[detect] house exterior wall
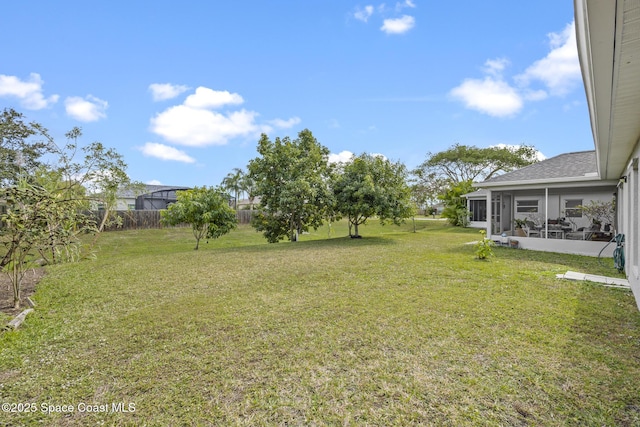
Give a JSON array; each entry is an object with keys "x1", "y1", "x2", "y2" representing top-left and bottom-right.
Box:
[
  {"x1": 618, "y1": 144, "x2": 640, "y2": 308},
  {"x1": 492, "y1": 235, "x2": 616, "y2": 258},
  {"x1": 91, "y1": 197, "x2": 135, "y2": 211}
]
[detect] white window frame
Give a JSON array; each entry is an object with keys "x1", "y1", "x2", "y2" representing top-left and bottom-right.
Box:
[
  {"x1": 516, "y1": 199, "x2": 539, "y2": 213},
  {"x1": 564, "y1": 199, "x2": 583, "y2": 218}
]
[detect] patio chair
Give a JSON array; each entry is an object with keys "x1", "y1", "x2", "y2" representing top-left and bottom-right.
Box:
[{"x1": 524, "y1": 221, "x2": 541, "y2": 237}]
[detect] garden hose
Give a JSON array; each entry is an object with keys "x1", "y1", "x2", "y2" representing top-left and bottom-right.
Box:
[
  {"x1": 613, "y1": 234, "x2": 625, "y2": 272},
  {"x1": 597, "y1": 233, "x2": 625, "y2": 272}
]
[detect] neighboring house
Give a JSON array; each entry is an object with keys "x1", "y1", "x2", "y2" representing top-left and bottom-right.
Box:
[
  {"x1": 469, "y1": 151, "x2": 618, "y2": 257},
  {"x1": 236, "y1": 196, "x2": 261, "y2": 210},
  {"x1": 96, "y1": 185, "x2": 191, "y2": 210},
  {"x1": 133, "y1": 185, "x2": 191, "y2": 210},
  {"x1": 574, "y1": 0, "x2": 640, "y2": 308}
]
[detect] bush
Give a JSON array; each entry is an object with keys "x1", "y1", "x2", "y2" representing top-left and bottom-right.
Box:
[{"x1": 475, "y1": 230, "x2": 494, "y2": 260}]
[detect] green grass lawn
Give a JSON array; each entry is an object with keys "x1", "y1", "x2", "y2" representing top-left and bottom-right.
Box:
[{"x1": 1, "y1": 220, "x2": 639, "y2": 426}]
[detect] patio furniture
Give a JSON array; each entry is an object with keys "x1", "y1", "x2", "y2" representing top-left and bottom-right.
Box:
[
  {"x1": 565, "y1": 224, "x2": 601, "y2": 240},
  {"x1": 542, "y1": 229, "x2": 565, "y2": 239},
  {"x1": 524, "y1": 221, "x2": 541, "y2": 237}
]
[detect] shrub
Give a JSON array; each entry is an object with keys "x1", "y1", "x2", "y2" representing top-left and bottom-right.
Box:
[{"x1": 475, "y1": 230, "x2": 494, "y2": 260}]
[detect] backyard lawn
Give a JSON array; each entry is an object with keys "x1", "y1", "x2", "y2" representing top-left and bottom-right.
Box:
[{"x1": 1, "y1": 220, "x2": 639, "y2": 426}]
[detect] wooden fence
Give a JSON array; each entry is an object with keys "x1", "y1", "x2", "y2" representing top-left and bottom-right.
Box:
[
  {"x1": 90, "y1": 210, "x2": 165, "y2": 231},
  {"x1": 90, "y1": 209, "x2": 257, "y2": 231},
  {"x1": 236, "y1": 210, "x2": 256, "y2": 225}
]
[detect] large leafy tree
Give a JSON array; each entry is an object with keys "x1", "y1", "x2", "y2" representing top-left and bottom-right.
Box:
[
  {"x1": 412, "y1": 144, "x2": 539, "y2": 225},
  {"x1": 247, "y1": 129, "x2": 333, "y2": 243},
  {"x1": 333, "y1": 153, "x2": 414, "y2": 238},
  {"x1": 160, "y1": 186, "x2": 237, "y2": 250},
  {"x1": 415, "y1": 143, "x2": 538, "y2": 184}
]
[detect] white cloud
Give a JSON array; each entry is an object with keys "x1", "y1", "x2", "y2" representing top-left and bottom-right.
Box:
[
  {"x1": 150, "y1": 86, "x2": 299, "y2": 147},
  {"x1": 266, "y1": 117, "x2": 301, "y2": 129},
  {"x1": 139, "y1": 142, "x2": 196, "y2": 163},
  {"x1": 329, "y1": 150, "x2": 354, "y2": 164},
  {"x1": 522, "y1": 89, "x2": 548, "y2": 101},
  {"x1": 396, "y1": 0, "x2": 416, "y2": 11},
  {"x1": 65, "y1": 95, "x2": 108, "y2": 122},
  {"x1": 0, "y1": 73, "x2": 59, "y2": 110},
  {"x1": 151, "y1": 105, "x2": 260, "y2": 146},
  {"x1": 184, "y1": 87, "x2": 244, "y2": 109},
  {"x1": 515, "y1": 22, "x2": 581, "y2": 96},
  {"x1": 483, "y1": 58, "x2": 509, "y2": 77},
  {"x1": 381, "y1": 15, "x2": 415, "y2": 34},
  {"x1": 354, "y1": 5, "x2": 374, "y2": 22},
  {"x1": 451, "y1": 21, "x2": 579, "y2": 117},
  {"x1": 450, "y1": 77, "x2": 523, "y2": 118},
  {"x1": 149, "y1": 83, "x2": 189, "y2": 101},
  {"x1": 328, "y1": 151, "x2": 388, "y2": 164},
  {"x1": 147, "y1": 179, "x2": 163, "y2": 185}
]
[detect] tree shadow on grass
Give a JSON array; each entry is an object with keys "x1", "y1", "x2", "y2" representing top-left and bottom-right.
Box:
[{"x1": 206, "y1": 235, "x2": 396, "y2": 256}]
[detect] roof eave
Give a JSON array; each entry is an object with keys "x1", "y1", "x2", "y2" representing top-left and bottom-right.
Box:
[{"x1": 474, "y1": 176, "x2": 618, "y2": 189}]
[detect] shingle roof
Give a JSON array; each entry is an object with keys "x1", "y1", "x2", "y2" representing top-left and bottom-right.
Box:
[{"x1": 481, "y1": 150, "x2": 598, "y2": 184}]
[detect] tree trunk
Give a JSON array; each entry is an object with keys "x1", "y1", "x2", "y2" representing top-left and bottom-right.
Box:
[
  {"x1": 12, "y1": 263, "x2": 21, "y2": 309},
  {"x1": 97, "y1": 208, "x2": 111, "y2": 233}
]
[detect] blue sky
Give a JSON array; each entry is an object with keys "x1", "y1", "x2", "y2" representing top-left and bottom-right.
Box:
[{"x1": 0, "y1": 1, "x2": 588, "y2": 187}]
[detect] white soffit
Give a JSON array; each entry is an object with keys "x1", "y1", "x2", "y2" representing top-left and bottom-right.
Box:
[
  {"x1": 609, "y1": 0, "x2": 640, "y2": 178},
  {"x1": 577, "y1": 0, "x2": 640, "y2": 179}
]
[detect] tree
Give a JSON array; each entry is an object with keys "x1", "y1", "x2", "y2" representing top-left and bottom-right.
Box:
[
  {"x1": 31, "y1": 167, "x2": 92, "y2": 264},
  {"x1": 1, "y1": 178, "x2": 95, "y2": 308},
  {"x1": 160, "y1": 186, "x2": 237, "y2": 250},
  {"x1": 414, "y1": 143, "x2": 538, "y2": 184},
  {"x1": 239, "y1": 172, "x2": 257, "y2": 210},
  {"x1": 221, "y1": 168, "x2": 245, "y2": 209},
  {"x1": 439, "y1": 180, "x2": 474, "y2": 226},
  {"x1": 247, "y1": 129, "x2": 333, "y2": 243},
  {"x1": 333, "y1": 153, "x2": 415, "y2": 238},
  {"x1": 56, "y1": 127, "x2": 136, "y2": 233},
  {"x1": 409, "y1": 170, "x2": 448, "y2": 213},
  {"x1": 412, "y1": 144, "x2": 539, "y2": 227},
  {"x1": 0, "y1": 108, "x2": 54, "y2": 187},
  {"x1": 0, "y1": 111, "x2": 134, "y2": 308}
]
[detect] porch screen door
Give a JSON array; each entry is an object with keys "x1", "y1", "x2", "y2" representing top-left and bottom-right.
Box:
[{"x1": 491, "y1": 194, "x2": 501, "y2": 235}]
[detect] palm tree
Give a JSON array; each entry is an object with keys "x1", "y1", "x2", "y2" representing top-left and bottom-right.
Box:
[
  {"x1": 221, "y1": 168, "x2": 244, "y2": 209},
  {"x1": 240, "y1": 173, "x2": 256, "y2": 210}
]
